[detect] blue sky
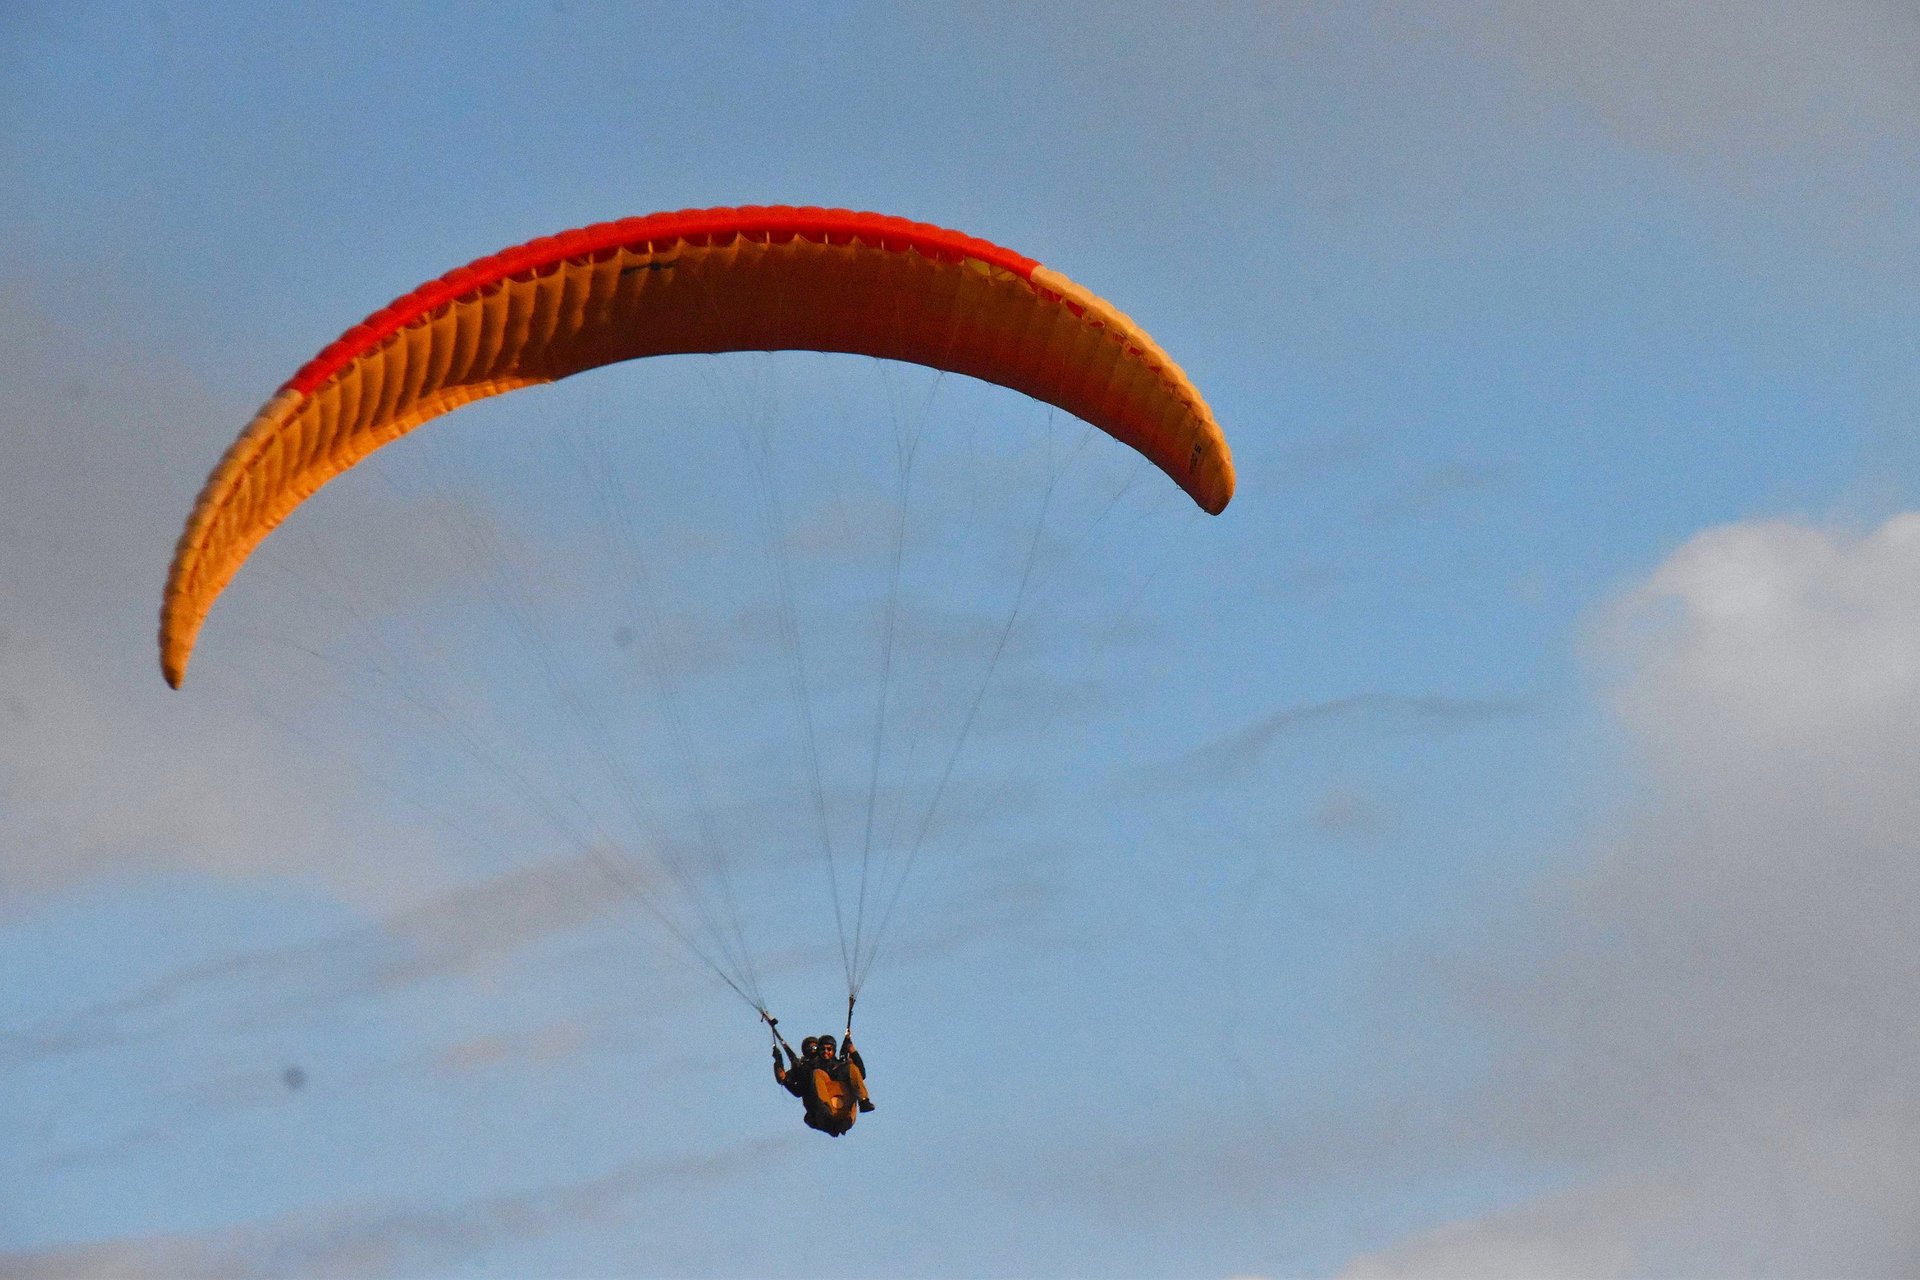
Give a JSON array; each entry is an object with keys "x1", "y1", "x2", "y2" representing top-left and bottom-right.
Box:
[{"x1": 4, "y1": 3, "x2": 1920, "y2": 1276}]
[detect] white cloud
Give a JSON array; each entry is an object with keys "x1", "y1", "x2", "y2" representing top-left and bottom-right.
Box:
[
  {"x1": 1341, "y1": 1177, "x2": 1648, "y2": 1280},
  {"x1": 1343, "y1": 513, "x2": 1920, "y2": 1276}
]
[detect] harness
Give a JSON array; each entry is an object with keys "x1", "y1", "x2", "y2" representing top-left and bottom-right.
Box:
[{"x1": 763, "y1": 996, "x2": 862, "y2": 1131}]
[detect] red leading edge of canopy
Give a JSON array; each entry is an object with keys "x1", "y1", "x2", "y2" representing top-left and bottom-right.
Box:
[{"x1": 283, "y1": 207, "x2": 1045, "y2": 398}]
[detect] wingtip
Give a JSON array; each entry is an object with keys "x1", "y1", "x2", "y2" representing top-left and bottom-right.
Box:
[
  {"x1": 1201, "y1": 459, "x2": 1237, "y2": 515},
  {"x1": 159, "y1": 636, "x2": 187, "y2": 689}
]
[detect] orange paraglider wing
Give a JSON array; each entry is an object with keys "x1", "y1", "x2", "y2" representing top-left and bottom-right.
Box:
[{"x1": 159, "y1": 206, "x2": 1234, "y2": 687}]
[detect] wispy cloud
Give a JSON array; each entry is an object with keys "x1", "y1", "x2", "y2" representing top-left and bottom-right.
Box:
[
  {"x1": 1155, "y1": 693, "x2": 1526, "y2": 789},
  {"x1": 431, "y1": 1019, "x2": 592, "y2": 1078},
  {"x1": 1444, "y1": 0, "x2": 1920, "y2": 265},
  {"x1": 0, "y1": 290, "x2": 486, "y2": 909},
  {"x1": 1, "y1": 1136, "x2": 794, "y2": 1278},
  {"x1": 0, "y1": 853, "x2": 624, "y2": 1071},
  {"x1": 1365, "y1": 462, "x2": 1502, "y2": 525},
  {"x1": 1310, "y1": 783, "x2": 1399, "y2": 846},
  {"x1": 1459, "y1": 0, "x2": 1920, "y2": 167}
]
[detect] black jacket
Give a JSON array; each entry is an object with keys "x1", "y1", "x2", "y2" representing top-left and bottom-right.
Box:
[{"x1": 774, "y1": 1047, "x2": 815, "y2": 1098}]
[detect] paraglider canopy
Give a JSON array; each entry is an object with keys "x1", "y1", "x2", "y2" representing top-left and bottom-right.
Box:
[{"x1": 159, "y1": 206, "x2": 1234, "y2": 688}]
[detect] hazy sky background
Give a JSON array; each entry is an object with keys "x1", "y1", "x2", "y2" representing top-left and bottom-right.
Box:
[{"x1": 4, "y1": 3, "x2": 1920, "y2": 1276}]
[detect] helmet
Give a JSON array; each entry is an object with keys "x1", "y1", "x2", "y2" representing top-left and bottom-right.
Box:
[{"x1": 800, "y1": 1036, "x2": 819, "y2": 1057}]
